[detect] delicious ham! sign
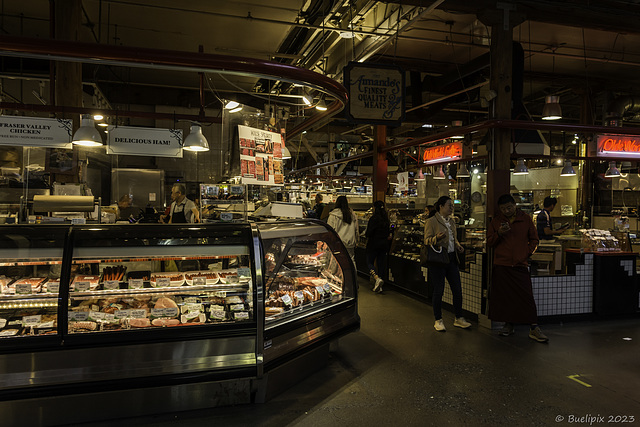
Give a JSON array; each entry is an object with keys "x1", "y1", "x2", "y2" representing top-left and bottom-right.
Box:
[{"x1": 596, "y1": 134, "x2": 640, "y2": 158}]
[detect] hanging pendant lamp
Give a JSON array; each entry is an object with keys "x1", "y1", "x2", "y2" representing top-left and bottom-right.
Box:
[
  {"x1": 513, "y1": 158, "x2": 529, "y2": 175},
  {"x1": 542, "y1": 95, "x2": 562, "y2": 120},
  {"x1": 560, "y1": 160, "x2": 576, "y2": 176},
  {"x1": 72, "y1": 115, "x2": 103, "y2": 147},
  {"x1": 604, "y1": 161, "x2": 621, "y2": 178},
  {"x1": 183, "y1": 123, "x2": 209, "y2": 152}
]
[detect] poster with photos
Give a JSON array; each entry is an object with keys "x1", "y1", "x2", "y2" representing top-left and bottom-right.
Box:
[{"x1": 238, "y1": 125, "x2": 284, "y2": 186}]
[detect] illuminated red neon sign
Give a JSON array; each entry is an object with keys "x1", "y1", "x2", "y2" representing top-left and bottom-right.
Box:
[
  {"x1": 597, "y1": 134, "x2": 640, "y2": 158},
  {"x1": 423, "y1": 141, "x2": 462, "y2": 163}
]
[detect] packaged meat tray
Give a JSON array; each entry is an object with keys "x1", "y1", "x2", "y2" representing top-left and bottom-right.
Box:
[
  {"x1": 184, "y1": 271, "x2": 220, "y2": 285},
  {"x1": 150, "y1": 273, "x2": 185, "y2": 287},
  {"x1": 8, "y1": 277, "x2": 47, "y2": 294},
  {"x1": 71, "y1": 275, "x2": 100, "y2": 291}
]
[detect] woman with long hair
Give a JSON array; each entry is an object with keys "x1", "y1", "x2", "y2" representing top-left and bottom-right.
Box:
[
  {"x1": 327, "y1": 196, "x2": 359, "y2": 263},
  {"x1": 365, "y1": 200, "x2": 392, "y2": 293},
  {"x1": 424, "y1": 195, "x2": 471, "y2": 331}
]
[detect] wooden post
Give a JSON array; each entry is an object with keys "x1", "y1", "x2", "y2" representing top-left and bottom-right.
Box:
[{"x1": 373, "y1": 125, "x2": 387, "y2": 203}]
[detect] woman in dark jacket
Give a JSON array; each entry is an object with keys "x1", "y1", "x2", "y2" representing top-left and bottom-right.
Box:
[{"x1": 365, "y1": 200, "x2": 392, "y2": 293}]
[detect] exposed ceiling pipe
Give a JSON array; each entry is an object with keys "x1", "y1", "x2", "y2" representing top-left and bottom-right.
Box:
[{"x1": 605, "y1": 95, "x2": 640, "y2": 126}]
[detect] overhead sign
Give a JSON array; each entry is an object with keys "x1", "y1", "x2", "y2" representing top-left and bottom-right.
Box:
[
  {"x1": 596, "y1": 134, "x2": 640, "y2": 158},
  {"x1": 423, "y1": 142, "x2": 462, "y2": 164},
  {"x1": 238, "y1": 125, "x2": 284, "y2": 186},
  {"x1": 106, "y1": 126, "x2": 182, "y2": 158},
  {"x1": 397, "y1": 172, "x2": 409, "y2": 192},
  {"x1": 0, "y1": 116, "x2": 72, "y2": 148},
  {"x1": 344, "y1": 62, "x2": 405, "y2": 126}
]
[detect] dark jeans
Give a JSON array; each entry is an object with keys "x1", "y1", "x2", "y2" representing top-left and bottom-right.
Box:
[
  {"x1": 429, "y1": 253, "x2": 463, "y2": 320},
  {"x1": 366, "y1": 248, "x2": 387, "y2": 279}
]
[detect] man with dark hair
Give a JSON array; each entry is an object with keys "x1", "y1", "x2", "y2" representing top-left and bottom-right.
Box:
[
  {"x1": 487, "y1": 194, "x2": 548, "y2": 343},
  {"x1": 168, "y1": 183, "x2": 199, "y2": 223},
  {"x1": 536, "y1": 196, "x2": 567, "y2": 240}
]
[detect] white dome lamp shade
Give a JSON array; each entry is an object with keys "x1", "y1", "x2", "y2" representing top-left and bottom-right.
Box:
[
  {"x1": 604, "y1": 161, "x2": 621, "y2": 178},
  {"x1": 434, "y1": 165, "x2": 446, "y2": 179},
  {"x1": 183, "y1": 124, "x2": 209, "y2": 152},
  {"x1": 281, "y1": 145, "x2": 292, "y2": 159},
  {"x1": 560, "y1": 160, "x2": 576, "y2": 176},
  {"x1": 513, "y1": 158, "x2": 529, "y2": 175},
  {"x1": 415, "y1": 168, "x2": 425, "y2": 181},
  {"x1": 72, "y1": 115, "x2": 103, "y2": 147}
]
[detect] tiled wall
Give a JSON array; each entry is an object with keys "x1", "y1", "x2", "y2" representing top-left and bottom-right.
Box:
[
  {"x1": 422, "y1": 252, "x2": 484, "y2": 315},
  {"x1": 532, "y1": 254, "x2": 593, "y2": 316}
]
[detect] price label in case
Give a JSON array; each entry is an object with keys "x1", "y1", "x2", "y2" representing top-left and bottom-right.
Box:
[
  {"x1": 114, "y1": 309, "x2": 132, "y2": 319},
  {"x1": 192, "y1": 276, "x2": 206, "y2": 286},
  {"x1": 128, "y1": 279, "x2": 144, "y2": 289},
  {"x1": 163, "y1": 307, "x2": 179, "y2": 317},
  {"x1": 130, "y1": 309, "x2": 147, "y2": 318},
  {"x1": 184, "y1": 297, "x2": 201, "y2": 304},
  {"x1": 220, "y1": 212, "x2": 234, "y2": 221},
  {"x1": 103, "y1": 280, "x2": 119, "y2": 290},
  {"x1": 156, "y1": 277, "x2": 170, "y2": 287},
  {"x1": 294, "y1": 291, "x2": 304, "y2": 302},
  {"x1": 315, "y1": 285, "x2": 325, "y2": 296},
  {"x1": 237, "y1": 267, "x2": 251, "y2": 278},
  {"x1": 89, "y1": 311, "x2": 106, "y2": 321},
  {"x1": 323, "y1": 283, "x2": 332, "y2": 294},
  {"x1": 280, "y1": 294, "x2": 292, "y2": 306},
  {"x1": 74, "y1": 281, "x2": 90, "y2": 292},
  {"x1": 22, "y1": 315, "x2": 41, "y2": 325},
  {"x1": 234, "y1": 311, "x2": 250, "y2": 320},
  {"x1": 183, "y1": 303, "x2": 202, "y2": 313},
  {"x1": 47, "y1": 282, "x2": 60, "y2": 293},
  {"x1": 68, "y1": 312, "x2": 89, "y2": 321},
  {"x1": 210, "y1": 310, "x2": 226, "y2": 320},
  {"x1": 230, "y1": 185, "x2": 244, "y2": 195},
  {"x1": 212, "y1": 291, "x2": 227, "y2": 298},
  {"x1": 15, "y1": 283, "x2": 32, "y2": 294}
]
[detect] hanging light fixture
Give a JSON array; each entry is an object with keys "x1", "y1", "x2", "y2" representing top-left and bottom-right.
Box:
[
  {"x1": 513, "y1": 158, "x2": 529, "y2": 175},
  {"x1": 542, "y1": 95, "x2": 562, "y2": 120},
  {"x1": 457, "y1": 163, "x2": 470, "y2": 178},
  {"x1": 604, "y1": 161, "x2": 621, "y2": 178},
  {"x1": 315, "y1": 98, "x2": 328, "y2": 111},
  {"x1": 281, "y1": 145, "x2": 292, "y2": 159},
  {"x1": 434, "y1": 165, "x2": 446, "y2": 179},
  {"x1": 451, "y1": 120, "x2": 464, "y2": 139},
  {"x1": 560, "y1": 160, "x2": 576, "y2": 176},
  {"x1": 224, "y1": 100, "x2": 239, "y2": 109},
  {"x1": 302, "y1": 89, "x2": 313, "y2": 106},
  {"x1": 72, "y1": 114, "x2": 103, "y2": 146},
  {"x1": 415, "y1": 169, "x2": 425, "y2": 181},
  {"x1": 183, "y1": 123, "x2": 209, "y2": 152}
]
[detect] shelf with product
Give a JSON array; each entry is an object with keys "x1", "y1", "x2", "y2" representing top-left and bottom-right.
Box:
[{"x1": 199, "y1": 183, "x2": 248, "y2": 222}]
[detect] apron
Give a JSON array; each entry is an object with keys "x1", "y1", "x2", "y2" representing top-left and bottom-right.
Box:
[{"x1": 171, "y1": 202, "x2": 188, "y2": 223}]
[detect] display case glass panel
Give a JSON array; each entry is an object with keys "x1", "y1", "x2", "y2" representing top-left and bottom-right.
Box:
[
  {"x1": 67, "y1": 224, "x2": 256, "y2": 334},
  {"x1": 258, "y1": 221, "x2": 356, "y2": 325},
  {"x1": 0, "y1": 226, "x2": 67, "y2": 339}
]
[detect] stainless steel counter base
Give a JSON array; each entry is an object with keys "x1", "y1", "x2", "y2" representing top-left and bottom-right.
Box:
[
  {"x1": 0, "y1": 335, "x2": 257, "y2": 390},
  {"x1": 0, "y1": 378, "x2": 251, "y2": 427}
]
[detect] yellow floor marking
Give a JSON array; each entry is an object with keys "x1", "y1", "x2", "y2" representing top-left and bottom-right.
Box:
[{"x1": 567, "y1": 374, "x2": 592, "y2": 387}]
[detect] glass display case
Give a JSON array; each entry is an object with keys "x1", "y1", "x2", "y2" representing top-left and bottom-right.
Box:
[
  {"x1": 65, "y1": 224, "x2": 256, "y2": 337},
  {"x1": 389, "y1": 224, "x2": 423, "y2": 262},
  {"x1": 0, "y1": 220, "x2": 359, "y2": 422},
  {"x1": 258, "y1": 220, "x2": 359, "y2": 365},
  {"x1": 0, "y1": 226, "x2": 67, "y2": 341}
]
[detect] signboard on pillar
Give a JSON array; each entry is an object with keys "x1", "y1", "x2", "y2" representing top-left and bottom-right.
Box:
[
  {"x1": 596, "y1": 134, "x2": 640, "y2": 158},
  {"x1": 423, "y1": 142, "x2": 463, "y2": 164},
  {"x1": 344, "y1": 62, "x2": 405, "y2": 126}
]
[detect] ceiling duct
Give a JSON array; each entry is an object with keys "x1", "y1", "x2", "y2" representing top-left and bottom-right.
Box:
[{"x1": 605, "y1": 95, "x2": 640, "y2": 127}]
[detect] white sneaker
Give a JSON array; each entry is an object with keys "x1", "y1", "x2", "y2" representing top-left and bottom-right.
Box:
[
  {"x1": 434, "y1": 319, "x2": 446, "y2": 332},
  {"x1": 373, "y1": 277, "x2": 383, "y2": 292},
  {"x1": 454, "y1": 317, "x2": 471, "y2": 329}
]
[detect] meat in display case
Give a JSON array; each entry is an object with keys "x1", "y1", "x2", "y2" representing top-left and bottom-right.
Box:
[
  {"x1": 0, "y1": 226, "x2": 67, "y2": 340},
  {"x1": 258, "y1": 220, "x2": 359, "y2": 367}
]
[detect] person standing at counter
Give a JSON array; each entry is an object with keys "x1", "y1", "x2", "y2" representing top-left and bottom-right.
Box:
[
  {"x1": 168, "y1": 183, "x2": 199, "y2": 224},
  {"x1": 424, "y1": 196, "x2": 470, "y2": 332},
  {"x1": 365, "y1": 200, "x2": 392, "y2": 293},
  {"x1": 327, "y1": 196, "x2": 359, "y2": 264},
  {"x1": 536, "y1": 196, "x2": 567, "y2": 240},
  {"x1": 487, "y1": 194, "x2": 548, "y2": 343},
  {"x1": 312, "y1": 193, "x2": 327, "y2": 221}
]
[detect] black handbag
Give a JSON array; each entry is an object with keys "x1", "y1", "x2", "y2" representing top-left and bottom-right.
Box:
[{"x1": 420, "y1": 244, "x2": 449, "y2": 267}]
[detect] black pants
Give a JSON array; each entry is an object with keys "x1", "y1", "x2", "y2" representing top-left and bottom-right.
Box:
[{"x1": 428, "y1": 253, "x2": 463, "y2": 320}]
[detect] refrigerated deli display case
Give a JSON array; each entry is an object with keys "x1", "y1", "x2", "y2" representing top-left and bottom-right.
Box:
[{"x1": 0, "y1": 221, "x2": 359, "y2": 425}]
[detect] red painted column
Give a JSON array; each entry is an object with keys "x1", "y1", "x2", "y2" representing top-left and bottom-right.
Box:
[{"x1": 373, "y1": 125, "x2": 388, "y2": 203}]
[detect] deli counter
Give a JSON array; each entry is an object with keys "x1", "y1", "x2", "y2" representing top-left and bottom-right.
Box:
[{"x1": 0, "y1": 221, "x2": 359, "y2": 426}]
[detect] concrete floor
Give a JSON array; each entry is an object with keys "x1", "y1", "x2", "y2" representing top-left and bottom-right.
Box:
[{"x1": 77, "y1": 278, "x2": 640, "y2": 426}]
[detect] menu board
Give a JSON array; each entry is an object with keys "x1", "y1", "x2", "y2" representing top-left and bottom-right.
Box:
[{"x1": 238, "y1": 125, "x2": 284, "y2": 186}]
